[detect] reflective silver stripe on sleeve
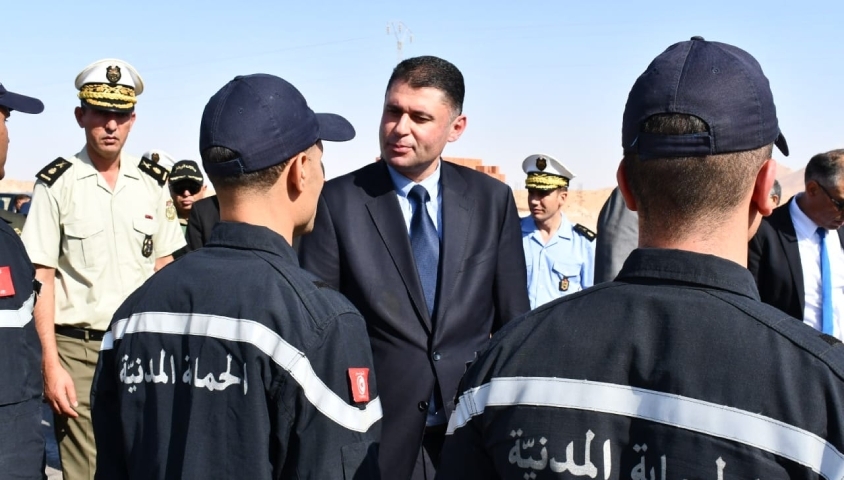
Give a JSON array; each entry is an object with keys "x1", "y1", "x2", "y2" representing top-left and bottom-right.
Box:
[
  {"x1": 103, "y1": 311, "x2": 382, "y2": 433},
  {"x1": 0, "y1": 293, "x2": 35, "y2": 328},
  {"x1": 447, "y1": 377, "x2": 844, "y2": 479}
]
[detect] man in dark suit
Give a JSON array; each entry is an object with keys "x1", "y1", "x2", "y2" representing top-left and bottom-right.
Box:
[
  {"x1": 749, "y1": 149, "x2": 844, "y2": 338},
  {"x1": 298, "y1": 56, "x2": 529, "y2": 480},
  {"x1": 185, "y1": 195, "x2": 219, "y2": 251}
]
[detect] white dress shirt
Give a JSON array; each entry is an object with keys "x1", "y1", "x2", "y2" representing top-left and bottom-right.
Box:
[{"x1": 790, "y1": 197, "x2": 844, "y2": 339}]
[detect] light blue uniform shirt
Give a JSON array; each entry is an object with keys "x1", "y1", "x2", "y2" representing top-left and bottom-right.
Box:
[{"x1": 521, "y1": 213, "x2": 596, "y2": 309}]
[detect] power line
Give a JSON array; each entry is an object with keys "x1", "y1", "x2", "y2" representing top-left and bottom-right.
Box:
[{"x1": 386, "y1": 21, "x2": 413, "y2": 62}]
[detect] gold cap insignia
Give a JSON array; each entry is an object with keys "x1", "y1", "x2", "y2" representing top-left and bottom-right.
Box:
[
  {"x1": 106, "y1": 65, "x2": 122, "y2": 84},
  {"x1": 151, "y1": 153, "x2": 160, "y2": 163},
  {"x1": 536, "y1": 157, "x2": 547, "y2": 171}
]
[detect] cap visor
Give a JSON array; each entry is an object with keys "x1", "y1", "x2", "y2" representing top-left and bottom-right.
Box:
[
  {"x1": 775, "y1": 132, "x2": 789, "y2": 157},
  {"x1": 316, "y1": 113, "x2": 355, "y2": 142},
  {"x1": 1, "y1": 91, "x2": 44, "y2": 114}
]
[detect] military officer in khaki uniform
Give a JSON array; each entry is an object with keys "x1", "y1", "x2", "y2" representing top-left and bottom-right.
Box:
[{"x1": 21, "y1": 58, "x2": 186, "y2": 480}]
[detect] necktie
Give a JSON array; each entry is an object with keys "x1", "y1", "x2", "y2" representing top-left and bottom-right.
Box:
[
  {"x1": 818, "y1": 228, "x2": 834, "y2": 336},
  {"x1": 408, "y1": 185, "x2": 439, "y2": 317}
]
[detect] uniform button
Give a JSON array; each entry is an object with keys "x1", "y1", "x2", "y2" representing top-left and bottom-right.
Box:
[
  {"x1": 418, "y1": 401, "x2": 429, "y2": 412},
  {"x1": 432, "y1": 352, "x2": 442, "y2": 361}
]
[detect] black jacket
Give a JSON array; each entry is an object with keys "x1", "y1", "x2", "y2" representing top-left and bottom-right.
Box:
[
  {"x1": 92, "y1": 223, "x2": 381, "y2": 479},
  {"x1": 299, "y1": 161, "x2": 530, "y2": 479},
  {"x1": 749, "y1": 198, "x2": 844, "y2": 319}
]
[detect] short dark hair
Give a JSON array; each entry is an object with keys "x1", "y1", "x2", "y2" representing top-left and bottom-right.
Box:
[
  {"x1": 805, "y1": 149, "x2": 844, "y2": 188},
  {"x1": 623, "y1": 114, "x2": 772, "y2": 237},
  {"x1": 386, "y1": 56, "x2": 465, "y2": 115},
  {"x1": 201, "y1": 146, "x2": 287, "y2": 192}
]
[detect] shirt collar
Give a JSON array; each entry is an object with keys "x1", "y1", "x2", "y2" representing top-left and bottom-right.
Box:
[
  {"x1": 386, "y1": 159, "x2": 441, "y2": 199},
  {"x1": 616, "y1": 248, "x2": 760, "y2": 301},
  {"x1": 206, "y1": 222, "x2": 298, "y2": 265},
  {"x1": 790, "y1": 193, "x2": 822, "y2": 238},
  {"x1": 74, "y1": 147, "x2": 140, "y2": 180},
  {"x1": 521, "y1": 212, "x2": 571, "y2": 239}
]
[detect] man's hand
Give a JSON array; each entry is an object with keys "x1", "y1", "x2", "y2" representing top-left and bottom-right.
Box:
[{"x1": 44, "y1": 362, "x2": 79, "y2": 418}]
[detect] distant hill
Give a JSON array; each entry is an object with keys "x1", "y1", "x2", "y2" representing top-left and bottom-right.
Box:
[{"x1": 0, "y1": 178, "x2": 34, "y2": 193}]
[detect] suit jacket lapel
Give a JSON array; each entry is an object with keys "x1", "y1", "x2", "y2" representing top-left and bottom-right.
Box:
[
  {"x1": 364, "y1": 162, "x2": 432, "y2": 333},
  {"x1": 772, "y1": 199, "x2": 805, "y2": 312},
  {"x1": 438, "y1": 163, "x2": 473, "y2": 328}
]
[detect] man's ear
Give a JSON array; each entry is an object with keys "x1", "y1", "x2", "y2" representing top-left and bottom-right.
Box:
[
  {"x1": 751, "y1": 158, "x2": 777, "y2": 217},
  {"x1": 447, "y1": 114, "x2": 467, "y2": 143},
  {"x1": 616, "y1": 159, "x2": 638, "y2": 212},
  {"x1": 287, "y1": 152, "x2": 307, "y2": 194},
  {"x1": 74, "y1": 107, "x2": 84, "y2": 127},
  {"x1": 558, "y1": 189, "x2": 568, "y2": 203}
]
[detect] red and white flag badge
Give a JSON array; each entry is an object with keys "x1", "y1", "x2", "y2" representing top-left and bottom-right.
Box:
[
  {"x1": 348, "y1": 368, "x2": 370, "y2": 403},
  {"x1": 0, "y1": 266, "x2": 15, "y2": 297}
]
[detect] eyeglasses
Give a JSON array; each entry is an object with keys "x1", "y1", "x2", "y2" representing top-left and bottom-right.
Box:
[
  {"x1": 816, "y1": 182, "x2": 844, "y2": 212},
  {"x1": 170, "y1": 182, "x2": 202, "y2": 196}
]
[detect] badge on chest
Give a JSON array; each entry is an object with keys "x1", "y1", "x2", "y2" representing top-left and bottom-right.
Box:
[
  {"x1": 559, "y1": 277, "x2": 570, "y2": 292},
  {"x1": 142, "y1": 235, "x2": 154, "y2": 258}
]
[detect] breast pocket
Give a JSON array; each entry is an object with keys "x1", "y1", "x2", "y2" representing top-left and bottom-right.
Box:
[
  {"x1": 64, "y1": 221, "x2": 106, "y2": 268},
  {"x1": 133, "y1": 218, "x2": 160, "y2": 259},
  {"x1": 552, "y1": 261, "x2": 582, "y2": 292}
]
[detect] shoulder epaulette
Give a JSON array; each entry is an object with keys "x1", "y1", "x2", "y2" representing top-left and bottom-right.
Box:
[
  {"x1": 138, "y1": 157, "x2": 169, "y2": 186},
  {"x1": 573, "y1": 223, "x2": 597, "y2": 242},
  {"x1": 36, "y1": 157, "x2": 73, "y2": 187}
]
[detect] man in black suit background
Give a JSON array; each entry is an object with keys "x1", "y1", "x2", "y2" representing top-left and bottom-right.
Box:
[
  {"x1": 749, "y1": 149, "x2": 844, "y2": 339},
  {"x1": 298, "y1": 56, "x2": 529, "y2": 479}
]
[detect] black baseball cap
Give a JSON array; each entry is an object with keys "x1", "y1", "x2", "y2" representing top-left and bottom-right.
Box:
[
  {"x1": 169, "y1": 160, "x2": 204, "y2": 186},
  {"x1": 199, "y1": 74, "x2": 355, "y2": 177},
  {"x1": 623, "y1": 36, "x2": 788, "y2": 159},
  {"x1": 0, "y1": 83, "x2": 44, "y2": 114}
]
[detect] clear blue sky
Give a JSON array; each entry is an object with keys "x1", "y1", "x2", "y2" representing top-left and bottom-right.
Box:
[{"x1": 3, "y1": 0, "x2": 842, "y2": 190}]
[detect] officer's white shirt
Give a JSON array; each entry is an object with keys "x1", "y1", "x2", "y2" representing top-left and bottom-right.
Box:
[{"x1": 790, "y1": 196, "x2": 844, "y2": 339}]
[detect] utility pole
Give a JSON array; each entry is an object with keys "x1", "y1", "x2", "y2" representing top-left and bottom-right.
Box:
[{"x1": 386, "y1": 21, "x2": 413, "y2": 62}]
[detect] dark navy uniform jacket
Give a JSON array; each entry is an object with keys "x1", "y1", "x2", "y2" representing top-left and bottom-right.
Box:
[
  {"x1": 92, "y1": 222, "x2": 382, "y2": 480},
  {"x1": 438, "y1": 249, "x2": 844, "y2": 479},
  {"x1": 0, "y1": 219, "x2": 40, "y2": 407}
]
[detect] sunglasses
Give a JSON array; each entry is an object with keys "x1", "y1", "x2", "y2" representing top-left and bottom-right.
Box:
[
  {"x1": 817, "y1": 182, "x2": 844, "y2": 212},
  {"x1": 170, "y1": 182, "x2": 202, "y2": 196}
]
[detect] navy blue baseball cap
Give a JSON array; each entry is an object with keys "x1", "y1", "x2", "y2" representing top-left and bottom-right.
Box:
[
  {"x1": 0, "y1": 83, "x2": 44, "y2": 114},
  {"x1": 623, "y1": 36, "x2": 788, "y2": 159},
  {"x1": 199, "y1": 74, "x2": 355, "y2": 176}
]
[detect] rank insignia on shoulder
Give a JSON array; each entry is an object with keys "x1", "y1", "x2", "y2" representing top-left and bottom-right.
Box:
[
  {"x1": 36, "y1": 158, "x2": 72, "y2": 187},
  {"x1": 573, "y1": 224, "x2": 597, "y2": 241},
  {"x1": 139, "y1": 157, "x2": 168, "y2": 186},
  {"x1": 559, "y1": 276, "x2": 570, "y2": 292}
]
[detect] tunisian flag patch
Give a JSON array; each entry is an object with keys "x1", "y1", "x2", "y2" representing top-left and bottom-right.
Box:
[
  {"x1": 0, "y1": 267, "x2": 15, "y2": 297},
  {"x1": 348, "y1": 368, "x2": 370, "y2": 403}
]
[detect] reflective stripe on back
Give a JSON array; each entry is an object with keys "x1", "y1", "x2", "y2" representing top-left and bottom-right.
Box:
[
  {"x1": 0, "y1": 293, "x2": 35, "y2": 328},
  {"x1": 102, "y1": 311, "x2": 382, "y2": 433},
  {"x1": 447, "y1": 376, "x2": 844, "y2": 479}
]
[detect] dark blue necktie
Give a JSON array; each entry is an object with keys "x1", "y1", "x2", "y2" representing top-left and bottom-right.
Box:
[
  {"x1": 818, "y1": 228, "x2": 834, "y2": 335},
  {"x1": 408, "y1": 185, "x2": 439, "y2": 317}
]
